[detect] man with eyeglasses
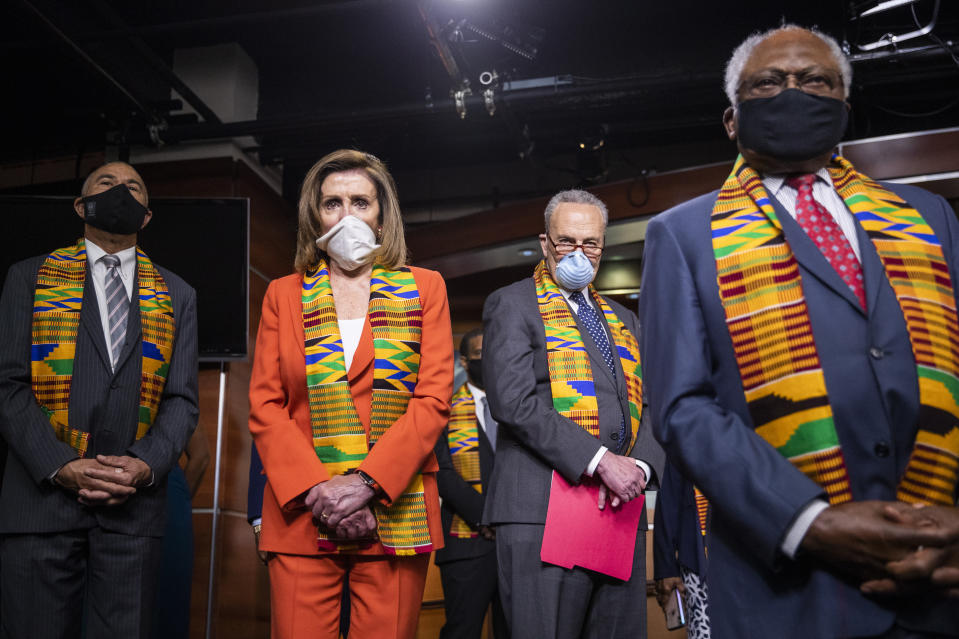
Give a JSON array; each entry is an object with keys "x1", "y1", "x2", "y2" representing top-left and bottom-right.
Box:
[
  {"x1": 480, "y1": 189, "x2": 664, "y2": 638},
  {"x1": 640, "y1": 25, "x2": 959, "y2": 638}
]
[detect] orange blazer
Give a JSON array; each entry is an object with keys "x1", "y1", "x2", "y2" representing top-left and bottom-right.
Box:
[{"x1": 249, "y1": 267, "x2": 453, "y2": 555}]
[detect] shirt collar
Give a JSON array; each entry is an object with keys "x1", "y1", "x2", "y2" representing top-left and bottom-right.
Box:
[
  {"x1": 763, "y1": 167, "x2": 833, "y2": 198},
  {"x1": 466, "y1": 381, "x2": 486, "y2": 403},
  {"x1": 85, "y1": 238, "x2": 137, "y2": 276}
]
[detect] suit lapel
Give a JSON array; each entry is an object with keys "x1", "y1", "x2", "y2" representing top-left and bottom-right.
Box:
[
  {"x1": 114, "y1": 290, "x2": 141, "y2": 373},
  {"x1": 348, "y1": 319, "x2": 374, "y2": 381},
  {"x1": 288, "y1": 280, "x2": 306, "y2": 356},
  {"x1": 773, "y1": 197, "x2": 866, "y2": 315},
  {"x1": 856, "y1": 221, "x2": 886, "y2": 321},
  {"x1": 79, "y1": 271, "x2": 111, "y2": 371}
]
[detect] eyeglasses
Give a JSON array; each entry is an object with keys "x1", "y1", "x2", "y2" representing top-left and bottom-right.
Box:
[{"x1": 544, "y1": 234, "x2": 603, "y2": 258}]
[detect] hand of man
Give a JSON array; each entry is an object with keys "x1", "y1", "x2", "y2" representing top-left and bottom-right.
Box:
[
  {"x1": 79, "y1": 455, "x2": 152, "y2": 505},
  {"x1": 859, "y1": 504, "x2": 959, "y2": 597},
  {"x1": 595, "y1": 451, "x2": 647, "y2": 509},
  {"x1": 332, "y1": 508, "x2": 378, "y2": 540},
  {"x1": 54, "y1": 457, "x2": 138, "y2": 506},
  {"x1": 478, "y1": 524, "x2": 496, "y2": 541},
  {"x1": 253, "y1": 526, "x2": 270, "y2": 565},
  {"x1": 800, "y1": 500, "x2": 956, "y2": 582},
  {"x1": 305, "y1": 474, "x2": 375, "y2": 528},
  {"x1": 654, "y1": 577, "x2": 685, "y2": 611}
]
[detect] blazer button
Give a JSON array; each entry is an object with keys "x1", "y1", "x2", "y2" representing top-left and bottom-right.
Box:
[
  {"x1": 869, "y1": 347, "x2": 884, "y2": 360},
  {"x1": 874, "y1": 441, "x2": 890, "y2": 458},
  {"x1": 610, "y1": 431, "x2": 620, "y2": 441},
  {"x1": 110, "y1": 382, "x2": 119, "y2": 389}
]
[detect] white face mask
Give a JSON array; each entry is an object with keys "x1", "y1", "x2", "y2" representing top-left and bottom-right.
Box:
[
  {"x1": 315, "y1": 215, "x2": 381, "y2": 271},
  {"x1": 554, "y1": 250, "x2": 595, "y2": 291}
]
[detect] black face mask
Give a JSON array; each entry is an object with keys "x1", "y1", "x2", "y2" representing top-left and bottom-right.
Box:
[
  {"x1": 466, "y1": 358, "x2": 484, "y2": 390},
  {"x1": 81, "y1": 183, "x2": 148, "y2": 235},
  {"x1": 736, "y1": 89, "x2": 848, "y2": 162}
]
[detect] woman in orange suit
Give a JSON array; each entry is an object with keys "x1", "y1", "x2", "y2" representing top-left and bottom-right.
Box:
[{"x1": 249, "y1": 149, "x2": 453, "y2": 639}]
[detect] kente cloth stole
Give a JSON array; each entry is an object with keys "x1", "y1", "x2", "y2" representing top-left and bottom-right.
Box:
[
  {"x1": 302, "y1": 260, "x2": 431, "y2": 555},
  {"x1": 446, "y1": 384, "x2": 482, "y2": 538},
  {"x1": 31, "y1": 239, "x2": 175, "y2": 457},
  {"x1": 710, "y1": 154, "x2": 959, "y2": 507},
  {"x1": 533, "y1": 261, "x2": 643, "y2": 448}
]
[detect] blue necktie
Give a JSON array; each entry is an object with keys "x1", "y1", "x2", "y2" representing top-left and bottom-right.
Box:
[{"x1": 568, "y1": 290, "x2": 628, "y2": 451}]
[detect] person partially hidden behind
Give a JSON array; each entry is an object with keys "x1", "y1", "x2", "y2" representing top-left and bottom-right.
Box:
[
  {"x1": 0, "y1": 161, "x2": 199, "y2": 638},
  {"x1": 640, "y1": 25, "x2": 959, "y2": 639},
  {"x1": 434, "y1": 328, "x2": 507, "y2": 639}
]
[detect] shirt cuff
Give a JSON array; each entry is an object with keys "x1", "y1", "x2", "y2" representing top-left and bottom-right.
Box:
[
  {"x1": 251, "y1": 517, "x2": 263, "y2": 527},
  {"x1": 781, "y1": 499, "x2": 830, "y2": 559},
  {"x1": 585, "y1": 446, "x2": 608, "y2": 476},
  {"x1": 634, "y1": 459, "x2": 650, "y2": 484}
]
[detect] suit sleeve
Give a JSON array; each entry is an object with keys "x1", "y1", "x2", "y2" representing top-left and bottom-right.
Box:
[
  {"x1": 359, "y1": 268, "x2": 454, "y2": 502},
  {"x1": 247, "y1": 443, "x2": 266, "y2": 523},
  {"x1": 248, "y1": 279, "x2": 331, "y2": 509},
  {"x1": 652, "y1": 462, "x2": 682, "y2": 580},
  {"x1": 434, "y1": 425, "x2": 484, "y2": 527},
  {"x1": 621, "y1": 307, "x2": 665, "y2": 487},
  {"x1": 639, "y1": 215, "x2": 824, "y2": 568},
  {"x1": 482, "y1": 285, "x2": 605, "y2": 483},
  {"x1": 0, "y1": 260, "x2": 78, "y2": 483},
  {"x1": 128, "y1": 282, "x2": 199, "y2": 478}
]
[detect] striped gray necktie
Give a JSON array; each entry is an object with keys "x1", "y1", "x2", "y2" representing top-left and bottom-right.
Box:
[{"x1": 101, "y1": 254, "x2": 129, "y2": 369}]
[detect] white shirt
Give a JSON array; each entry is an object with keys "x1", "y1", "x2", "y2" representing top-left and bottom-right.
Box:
[
  {"x1": 762, "y1": 170, "x2": 855, "y2": 559},
  {"x1": 558, "y1": 285, "x2": 650, "y2": 482},
  {"x1": 466, "y1": 382, "x2": 491, "y2": 434},
  {"x1": 85, "y1": 239, "x2": 136, "y2": 371},
  {"x1": 338, "y1": 317, "x2": 365, "y2": 372}
]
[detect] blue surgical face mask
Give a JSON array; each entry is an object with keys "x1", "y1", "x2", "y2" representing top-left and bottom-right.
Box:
[{"x1": 554, "y1": 250, "x2": 595, "y2": 291}]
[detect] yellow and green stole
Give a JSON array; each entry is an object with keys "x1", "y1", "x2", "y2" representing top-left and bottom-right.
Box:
[
  {"x1": 446, "y1": 384, "x2": 482, "y2": 538},
  {"x1": 533, "y1": 261, "x2": 643, "y2": 448},
  {"x1": 710, "y1": 155, "x2": 959, "y2": 506},
  {"x1": 31, "y1": 239, "x2": 175, "y2": 457},
  {"x1": 303, "y1": 259, "x2": 431, "y2": 555}
]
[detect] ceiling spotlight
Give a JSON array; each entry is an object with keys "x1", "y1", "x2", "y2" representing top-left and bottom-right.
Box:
[{"x1": 518, "y1": 248, "x2": 537, "y2": 257}]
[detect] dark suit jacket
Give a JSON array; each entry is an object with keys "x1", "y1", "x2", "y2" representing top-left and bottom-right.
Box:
[
  {"x1": 434, "y1": 390, "x2": 496, "y2": 564},
  {"x1": 652, "y1": 461, "x2": 705, "y2": 581},
  {"x1": 0, "y1": 253, "x2": 199, "y2": 537},
  {"x1": 481, "y1": 277, "x2": 664, "y2": 528},
  {"x1": 247, "y1": 443, "x2": 266, "y2": 524},
  {"x1": 640, "y1": 181, "x2": 959, "y2": 638}
]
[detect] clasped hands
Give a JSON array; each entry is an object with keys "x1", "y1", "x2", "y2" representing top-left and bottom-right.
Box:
[
  {"x1": 305, "y1": 474, "x2": 378, "y2": 540},
  {"x1": 54, "y1": 454, "x2": 152, "y2": 506},
  {"x1": 594, "y1": 451, "x2": 647, "y2": 510},
  {"x1": 801, "y1": 500, "x2": 959, "y2": 598}
]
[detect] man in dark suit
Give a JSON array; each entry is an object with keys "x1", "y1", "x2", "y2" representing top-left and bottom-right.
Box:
[
  {"x1": 434, "y1": 327, "x2": 507, "y2": 639},
  {"x1": 482, "y1": 189, "x2": 664, "y2": 639},
  {"x1": 640, "y1": 25, "x2": 959, "y2": 639},
  {"x1": 0, "y1": 161, "x2": 199, "y2": 639}
]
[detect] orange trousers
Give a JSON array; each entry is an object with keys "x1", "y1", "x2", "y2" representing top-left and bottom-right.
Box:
[{"x1": 268, "y1": 552, "x2": 430, "y2": 639}]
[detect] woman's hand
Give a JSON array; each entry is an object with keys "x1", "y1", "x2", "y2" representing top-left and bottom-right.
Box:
[{"x1": 305, "y1": 474, "x2": 375, "y2": 528}]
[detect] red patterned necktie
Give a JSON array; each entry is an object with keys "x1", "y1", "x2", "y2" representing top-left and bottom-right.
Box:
[{"x1": 786, "y1": 174, "x2": 866, "y2": 310}]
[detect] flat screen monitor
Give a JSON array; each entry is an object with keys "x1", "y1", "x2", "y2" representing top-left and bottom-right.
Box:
[{"x1": 0, "y1": 196, "x2": 249, "y2": 361}]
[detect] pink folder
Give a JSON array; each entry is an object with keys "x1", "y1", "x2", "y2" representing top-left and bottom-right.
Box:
[{"x1": 540, "y1": 471, "x2": 644, "y2": 581}]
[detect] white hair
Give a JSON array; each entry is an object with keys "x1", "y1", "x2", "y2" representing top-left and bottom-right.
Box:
[
  {"x1": 543, "y1": 189, "x2": 609, "y2": 232},
  {"x1": 723, "y1": 24, "x2": 853, "y2": 105}
]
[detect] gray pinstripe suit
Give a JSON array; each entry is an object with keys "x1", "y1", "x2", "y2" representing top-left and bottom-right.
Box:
[{"x1": 0, "y1": 252, "x2": 198, "y2": 639}]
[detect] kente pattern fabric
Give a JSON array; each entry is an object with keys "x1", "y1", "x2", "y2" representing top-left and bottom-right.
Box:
[
  {"x1": 787, "y1": 174, "x2": 866, "y2": 309},
  {"x1": 533, "y1": 261, "x2": 642, "y2": 449},
  {"x1": 302, "y1": 260, "x2": 431, "y2": 555},
  {"x1": 710, "y1": 154, "x2": 959, "y2": 507},
  {"x1": 31, "y1": 240, "x2": 175, "y2": 457},
  {"x1": 446, "y1": 383, "x2": 482, "y2": 538},
  {"x1": 101, "y1": 254, "x2": 130, "y2": 368}
]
